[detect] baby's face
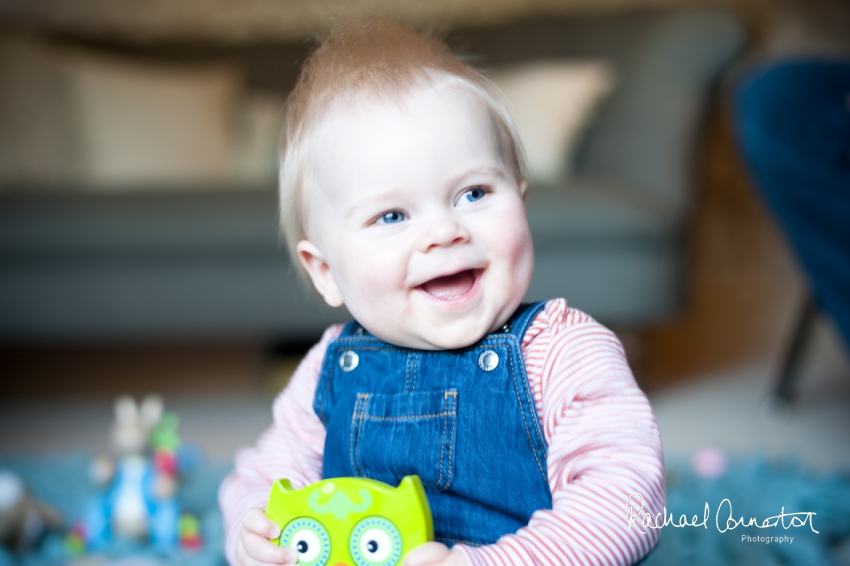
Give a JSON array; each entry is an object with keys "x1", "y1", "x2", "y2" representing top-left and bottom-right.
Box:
[{"x1": 297, "y1": 82, "x2": 533, "y2": 350}]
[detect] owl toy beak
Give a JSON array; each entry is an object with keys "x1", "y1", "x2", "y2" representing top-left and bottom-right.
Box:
[{"x1": 332, "y1": 563, "x2": 349, "y2": 566}]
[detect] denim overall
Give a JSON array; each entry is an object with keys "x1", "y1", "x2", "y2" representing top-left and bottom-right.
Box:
[{"x1": 313, "y1": 302, "x2": 553, "y2": 547}]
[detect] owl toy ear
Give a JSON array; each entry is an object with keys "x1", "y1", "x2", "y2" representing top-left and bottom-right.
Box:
[
  {"x1": 398, "y1": 476, "x2": 428, "y2": 505},
  {"x1": 265, "y1": 478, "x2": 297, "y2": 539},
  {"x1": 397, "y1": 475, "x2": 434, "y2": 543}
]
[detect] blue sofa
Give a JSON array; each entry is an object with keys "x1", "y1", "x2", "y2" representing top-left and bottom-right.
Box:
[{"x1": 0, "y1": 9, "x2": 745, "y2": 342}]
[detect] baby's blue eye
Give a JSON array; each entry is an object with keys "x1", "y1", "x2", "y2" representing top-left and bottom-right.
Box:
[
  {"x1": 378, "y1": 211, "x2": 405, "y2": 224},
  {"x1": 463, "y1": 187, "x2": 487, "y2": 203}
]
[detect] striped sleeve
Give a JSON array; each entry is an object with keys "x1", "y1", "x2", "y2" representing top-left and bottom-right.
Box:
[
  {"x1": 218, "y1": 324, "x2": 342, "y2": 566},
  {"x1": 457, "y1": 299, "x2": 666, "y2": 566}
]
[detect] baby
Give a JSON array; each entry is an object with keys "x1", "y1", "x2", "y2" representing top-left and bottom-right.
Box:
[{"x1": 220, "y1": 18, "x2": 665, "y2": 566}]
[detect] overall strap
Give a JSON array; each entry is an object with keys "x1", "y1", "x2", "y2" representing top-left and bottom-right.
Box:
[
  {"x1": 492, "y1": 300, "x2": 551, "y2": 472},
  {"x1": 336, "y1": 319, "x2": 364, "y2": 338},
  {"x1": 504, "y1": 301, "x2": 548, "y2": 341}
]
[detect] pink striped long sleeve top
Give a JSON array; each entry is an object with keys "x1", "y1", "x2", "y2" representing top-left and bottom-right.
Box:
[{"x1": 219, "y1": 299, "x2": 665, "y2": 565}]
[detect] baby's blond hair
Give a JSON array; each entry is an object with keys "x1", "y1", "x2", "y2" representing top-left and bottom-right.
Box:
[{"x1": 279, "y1": 18, "x2": 526, "y2": 285}]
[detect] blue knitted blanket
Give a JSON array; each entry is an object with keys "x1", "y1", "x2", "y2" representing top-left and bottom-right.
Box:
[{"x1": 0, "y1": 453, "x2": 848, "y2": 566}]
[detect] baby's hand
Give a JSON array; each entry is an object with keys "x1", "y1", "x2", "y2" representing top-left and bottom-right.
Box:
[
  {"x1": 403, "y1": 542, "x2": 469, "y2": 566},
  {"x1": 235, "y1": 507, "x2": 296, "y2": 566}
]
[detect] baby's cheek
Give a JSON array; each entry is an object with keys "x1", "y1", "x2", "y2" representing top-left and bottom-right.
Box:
[
  {"x1": 345, "y1": 253, "x2": 400, "y2": 302},
  {"x1": 516, "y1": 224, "x2": 535, "y2": 269},
  {"x1": 496, "y1": 209, "x2": 534, "y2": 262}
]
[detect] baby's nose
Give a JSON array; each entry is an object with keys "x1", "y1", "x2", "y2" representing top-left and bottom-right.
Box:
[{"x1": 420, "y1": 216, "x2": 469, "y2": 251}]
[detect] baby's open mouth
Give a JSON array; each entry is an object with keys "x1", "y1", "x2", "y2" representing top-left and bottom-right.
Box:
[{"x1": 419, "y1": 269, "x2": 480, "y2": 300}]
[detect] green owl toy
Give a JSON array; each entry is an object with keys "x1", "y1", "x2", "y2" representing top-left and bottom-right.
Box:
[{"x1": 265, "y1": 475, "x2": 433, "y2": 566}]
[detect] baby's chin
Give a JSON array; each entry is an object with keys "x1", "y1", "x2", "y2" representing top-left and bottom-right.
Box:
[
  {"x1": 375, "y1": 331, "x2": 482, "y2": 351},
  {"x1": 368, "y1": 315, "x2": 508, "y2": 351}
]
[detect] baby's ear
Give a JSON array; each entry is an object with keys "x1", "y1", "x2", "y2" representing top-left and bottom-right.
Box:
[
  {"x1": 296, "y1": 240, "x2": 344, "y2": 307},
  {"x1": 519, "y1": 179, "x2": 529, "y2": 202}
]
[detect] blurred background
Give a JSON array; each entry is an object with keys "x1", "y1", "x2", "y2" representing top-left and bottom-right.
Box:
[{"x1": 0, "y1": 0, "x2": 849, "y2": 563}]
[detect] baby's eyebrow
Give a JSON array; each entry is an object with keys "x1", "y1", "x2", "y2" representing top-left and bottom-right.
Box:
[
  {"x1": 341, "y1": 192, "x2": 399, "y2": 221},
  {"x1": 450, "y1": 165, "x2": 508, "y2": 185}
]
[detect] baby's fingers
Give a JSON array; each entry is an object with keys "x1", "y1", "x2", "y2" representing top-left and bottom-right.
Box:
[
  {"x1": 243, "y1": 507, "x2": 282, "y2": 539},
  {"x1": 238, "y1": 508, "x2": 293, "y2": 565},
  {"x1": 238, "y1": 530, "x2": 296, "y2": 565},
  {"x1": 403, "y1": 541, "x2": 451, "y2": 566}
]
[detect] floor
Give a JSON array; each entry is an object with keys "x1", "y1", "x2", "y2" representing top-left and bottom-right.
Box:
[{"x1": 651, "y1": 314, "x2": 850, "y2": 471}]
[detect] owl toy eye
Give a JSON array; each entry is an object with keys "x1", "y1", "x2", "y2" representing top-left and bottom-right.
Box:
[
  {"x1": 280, "y1": 518, "x2": 331, "y2": 566},
  {"x1": 349, "y1": 516, "x2": 402, "y2": 566}
]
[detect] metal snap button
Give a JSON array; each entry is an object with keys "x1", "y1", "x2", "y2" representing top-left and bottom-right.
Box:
[
  {"x1": 478, "y1": 350, "x2": 499, "y2": 371},
  {"x1": 339, "y1": 350, "x2": 359, "y2": 372}
]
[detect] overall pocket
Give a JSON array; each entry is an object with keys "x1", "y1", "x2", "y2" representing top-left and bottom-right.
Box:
[{"x1": 351, "y1": 389, "x2": 457, "y2": 491}]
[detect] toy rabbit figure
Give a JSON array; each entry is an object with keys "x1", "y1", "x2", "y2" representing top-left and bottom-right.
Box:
[
  {"x1": 80, "y1": 394, "x2": 181, "y2": 549},
  {"x1": 109, "y1": 394, "x2": 163, "y2": 539},
  {"x1": 111, "y1": 394, "x2": 163, "y2": 457}
]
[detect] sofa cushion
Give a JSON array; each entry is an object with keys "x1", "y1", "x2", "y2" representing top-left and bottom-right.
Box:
[
  {"x1": 486, "y1": 60, "x2": 616, "y2": 184},
  {"x1": 0, "y1": 191, "x2": 281, "y2": 259},
  {"x1": 527, "y1": 243, "x2": 682, "y2": 324},
  {"x1": 525, "y1": 177, "x2": 679, "y2": 249},
  {"x1": 64, "y1": 53, "x2": 244, "y2": 188}
]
